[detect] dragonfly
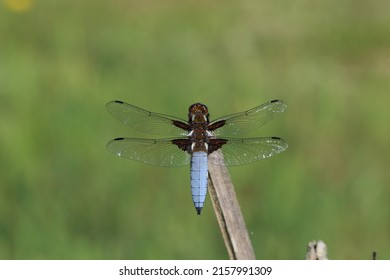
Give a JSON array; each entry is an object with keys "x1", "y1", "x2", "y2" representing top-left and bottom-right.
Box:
[{"x1": 106, "y1": 100, "x2": 288, "y2": 215}]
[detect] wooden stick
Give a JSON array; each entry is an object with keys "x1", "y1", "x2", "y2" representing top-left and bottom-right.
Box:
[
  {"x1": 208, "y1": 150, "x2": 256, "y2": 260},
  {"x1": 306, "y1": 240, "x2": 328, "y2": 260}
]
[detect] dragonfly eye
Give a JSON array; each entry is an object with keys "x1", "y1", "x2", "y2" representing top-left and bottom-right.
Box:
[
  {"x1": 188, "y1": 103, "x2": 209, "y2": 122},
  {"x1": 189, "y1": 103, "x2": 208, "y2": 114}
]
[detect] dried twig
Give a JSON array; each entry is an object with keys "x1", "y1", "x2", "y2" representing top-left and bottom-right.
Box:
[
  {"x1": 306, "y1": 240, "x2": 328, "y2": 260},
  {"x1": 208, "y1": 150, "x2": 256, "y2": 260}
]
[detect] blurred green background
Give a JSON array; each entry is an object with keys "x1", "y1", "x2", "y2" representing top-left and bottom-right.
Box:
[{"x1": 1, "y1": 0, "x2": 389, "y2": 259}]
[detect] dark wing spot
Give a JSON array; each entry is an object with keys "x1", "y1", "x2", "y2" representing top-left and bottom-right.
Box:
[
  {"x1": 208, "y1": 120, "x2": 225, "y2": 131},
  {"x1": 208, "y1": 139, "x2": 227, "y2": 154},
  {"x1": 114, "y1": 137, "x2": 125, "y2": 141},
  {"x1": 172, "y1": 120, "x2": 191, "y2": 131},
  {"x1": 171, "y1": 139, "x2": 192, "y2": 152},
  {"x1": 114, "y1": 100, "x2": 124, "y2": 104}
]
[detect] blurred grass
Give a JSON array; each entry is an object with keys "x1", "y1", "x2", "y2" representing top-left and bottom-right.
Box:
[{"x1": 0, "y1": 0, "x2": 389, "y2": 259}]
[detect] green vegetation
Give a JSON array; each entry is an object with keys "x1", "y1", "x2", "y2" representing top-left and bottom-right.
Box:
[{"x1": 0, "y1": 0, "x2": 389, "y2": 259}]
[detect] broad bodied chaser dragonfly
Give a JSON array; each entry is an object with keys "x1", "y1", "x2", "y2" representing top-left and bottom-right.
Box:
[{"x1": 106, "y1": 100, "x2": 288, "y2": 215}]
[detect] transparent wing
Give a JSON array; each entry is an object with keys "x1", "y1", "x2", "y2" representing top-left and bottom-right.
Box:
[
  {"x1": 106, "y1": 100, "x2": 189, "y2": 136},
  {"x1": 106, "y1": 138, "x2": 191, "y2": 167},
  {"x1": 210, "y1": 100, "x2": 287, "y2": 136},
  {"x1": 208, "y1": 137, "x2": 288, "y2": 166}
]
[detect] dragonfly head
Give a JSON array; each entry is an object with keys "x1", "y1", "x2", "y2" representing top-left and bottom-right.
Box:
[{"x1": 188, "y1": 103, "x2": 209, "y2": 123}]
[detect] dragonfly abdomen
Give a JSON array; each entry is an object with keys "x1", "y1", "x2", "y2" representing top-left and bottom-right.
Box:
[{"x1": 190, "y1": 151, "x2": 208, "y2": 215}]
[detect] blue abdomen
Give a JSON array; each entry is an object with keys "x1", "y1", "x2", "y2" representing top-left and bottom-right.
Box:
[{"x1": 190, "y1": 151, "x2": 208, "y2": 215}]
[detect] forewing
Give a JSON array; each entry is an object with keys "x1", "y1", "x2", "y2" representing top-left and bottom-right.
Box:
[
  {"x1": 210, "y1": 100, "x2": 287, "y2": 136},
  {"x1": 208, "y1": 137, "x2": 288, "y2": 166},
  {"x1": 106, "y1": 100, "x2": 189, "y2": 136},
  {"x1": 106, "y1": 138, "x2": 191, "y2": 167}
]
